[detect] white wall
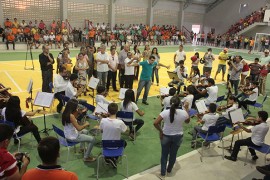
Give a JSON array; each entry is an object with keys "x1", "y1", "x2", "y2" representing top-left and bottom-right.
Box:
[
  {"x1": 204, "y1": 0, "x2": 268, "y2": 34},
  {"x1": 241, "y1": 25, "x2": 270, "y2": 37},
  {"x1": 183, "y1": 4, "x2": 206, "y2": 31}
]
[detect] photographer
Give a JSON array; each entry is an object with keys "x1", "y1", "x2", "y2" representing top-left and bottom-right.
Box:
[
  {"x1": 0, "y1": 124, "x2": 30, "y2": 179},
  {"x1": 229, "y1": 55, "x2": 243, "y2": 95}
]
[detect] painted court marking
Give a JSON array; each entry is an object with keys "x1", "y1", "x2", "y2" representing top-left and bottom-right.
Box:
[{"x1": 4, "y1": 70, "x2": 23, "y2": 92}]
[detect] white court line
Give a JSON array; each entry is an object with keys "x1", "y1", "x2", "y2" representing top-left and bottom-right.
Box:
[
  {"x1": 4, "y1": 71, "x2": 23, "y2": 92},
  {"x1": 0, "y1": 62, "x2": 26, "y2": 67},
  {"x1": 12, "y1": 88, "x2": 41, "y2": 94}
]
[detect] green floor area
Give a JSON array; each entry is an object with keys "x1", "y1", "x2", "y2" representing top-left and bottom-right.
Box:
[
  {"x1": 7, "y1": 83, "x2": 270, "y2": 180},
  {"x1": 0, "y1": 45, "x2": 260, "y2": 61}
]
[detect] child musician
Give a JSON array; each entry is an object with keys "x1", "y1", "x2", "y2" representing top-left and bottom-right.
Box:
[
  {"x1": 161, "y1": 87, "x2": 176, "y2": 110},
  {"x1": 95, "y1": 85, "x2": 112, "y2": 105}
]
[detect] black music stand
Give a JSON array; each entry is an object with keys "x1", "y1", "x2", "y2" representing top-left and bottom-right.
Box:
[
  {"x1": 27, "y1": 79, "x2": 33, "y2": 112},
  {"x1": 88, "y1": 77, "x2": 99, "y2": 105},
  {"x1": 33, "y1": 92, "x2": 54, "y2": 135}
]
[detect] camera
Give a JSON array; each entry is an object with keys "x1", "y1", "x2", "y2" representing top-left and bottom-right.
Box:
[
  {"x1": 199, "y1": 58, "x2": 205, "y2": 64},
  {"x1": 15, "y1": 152, "x2": 30, "y2": 170}
]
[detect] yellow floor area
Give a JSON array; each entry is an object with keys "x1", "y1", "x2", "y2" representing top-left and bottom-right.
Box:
[{"x1": 0, "y1": 52, "x2": 224, "y2": 113}]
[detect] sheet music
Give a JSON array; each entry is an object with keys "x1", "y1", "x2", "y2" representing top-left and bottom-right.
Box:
[
  {"x1": 88, "y1": 77, "x2": 99, "y2": 89},
  {"x1": 27, "y1": 79, "x2": 33, "y2": 93},
  {"x1": 33, "y1": 92, "x2": 54, "y2": 108},
  {"x1": 195, "y1": 100, "x2": 208, "y2": 114},
  {"x1": 95, "y1": 102, "x2": 108, "y2": 113},
  {"x1": 160, "y1": 87, "x2": 171, "y2": 95},
  {"x1": 229, "y1": 108, "x2": 245, "y2": 123}
]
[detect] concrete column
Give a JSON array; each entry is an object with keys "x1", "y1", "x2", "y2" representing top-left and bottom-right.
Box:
[
  {"x1": 109, "y1": 0, "x2": 116, "y2": 30},
  {"x1": 178, "y1": 2, "x2": 184, "y2": 29},
  {"x1": 60, "y1": 0, "x2": 68, "y2": 21},
  {"x1": 147, "y1": 0, "x2": 153, "y2": 27},
  {"x1": 0, "y1": 1, "x2": 4, "y2": 26}
]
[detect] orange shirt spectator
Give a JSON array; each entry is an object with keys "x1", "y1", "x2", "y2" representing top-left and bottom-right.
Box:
[
  {"x1": 7, "y1": 34, "x2": 15, "y2": 41},
  {"x1": 56, "y1": 34, "x2": 62, "y2": 42},
  {"x1": 88, "y1": 30, "x2": 95, "y2": 38},
  {"x1": 11, "y1": 27, "x2": 17, "y2": 35},
  {"x1": 23, "y1": 27, "x2": 31, "y2": 34},
  {"x1": 34, "y1": 33, "x2": 40, "y2": 41},
  {"x1": 4, "y1": 19, "x2": 12, "y2": 28}
]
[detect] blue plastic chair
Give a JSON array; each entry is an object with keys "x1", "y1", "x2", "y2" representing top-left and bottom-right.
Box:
[
  {"x1": 249, "y1": 94, "x2": 268, "y2": 110},
  {"x1": 189, "y1": 108, "x2": 198, "y2": 117},
  {"x1": 116, "y1": 111, "x2": 134, "y2": 142},
  {"x1": 97, "y1": 140, "x2": 128, "y2": 179},
  {"x1": 52, "y1": 124, "x2": 80, "y2": 162},
  {"x1": 195, "y1": 125, "x2": 226, "y2": 162},
  {"x1": 245, "y1": 143, "x2": 270, "y2": 165},
  {"x1": 0, "y1": 120, "x2": 33, "y2": 152}
]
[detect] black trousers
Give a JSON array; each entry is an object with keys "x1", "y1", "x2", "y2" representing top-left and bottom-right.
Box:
[
  {"x1": 125, "y1": 75, "x2": 134, "y2": 89},
  {"x1": 119, "y1": 68, "x2": 125, "y2": 88},
  {"x1": 239, "y1": 100, "x2": 256, "y2": 110},
  {"x1": 231, "y1": 137, "x2": 259, "y2": 158},
  {"x1": 54, "y1": 91, "x2": 65, "y2": 112},
  {"x1": 123, "y1": 119, "x2": 144, "y2": 133},
  {"x1": 15, "y1": 116, "x2": 41, "y2": 143},
  {"x1": 107, "y1": 70, "x2": 117, "y2": 90},
  {"x1": 6, "y1": 41, "x2": 15, "y2": 50},
  {"x1": 41, "y1": 69, "x2": 53, "y2": 92}
]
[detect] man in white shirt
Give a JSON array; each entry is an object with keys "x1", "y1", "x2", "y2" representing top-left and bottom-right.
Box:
[
  {"x1": 96, "y1": 44, "x2": 109, "y2": 87},
  {"x1": 225, "y1": 111, "x2": 269, "y2": 161},
  {"x1": 173, "y1": 45, "x2": 186, "y2": 68},
  {"x1": 238, "y1": 82, "x2": 259, "y2": 114},
  {"x1": 100, "y1": 103, "x2": 127, "y2": 168},
  {"x1": 124, "y1": 52, "x2": 138, "y2": 89},
  {"x1": 203, "y1": 48, "x2": 215, "y2": 74},
  {"x1": 54, "y1": 67, "x2": 68, "y2": 113},
  {"x1": 191, "y1": 103, "x2": 219, "y2": 148},
  {"x1": 195, "y1": 78, "x2": 218, "y2": 106},
  {"x1": 65, "y1": 73, "x2": 82, "y2": 99},
  {"x1": 168, "y1": 60, "x2": 188, "y2": 95},
  {"x1": 107, "y1": 47, "x2": 119, "y2": 91}
]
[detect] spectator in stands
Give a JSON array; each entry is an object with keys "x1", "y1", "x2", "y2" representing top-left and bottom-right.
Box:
[
  {"x1": 38, "y1": 20, "x2": 46, "y2": 32},
  {"x1": 33, "y1": 32, "x2": 41, "y2": 49},
  {"x1": 4, "y1": 18, "x2": 12, "y2": 28},
  {"x1": 0, "y1": 124, "x2": 30, "y2": 179},
  {"x1": 5, "y1": 28, "x2": 15, "y2": 50},
  {"x1": 13, "y1": 18, "x2": 19, "y2": 28},
  {"x1": 22, "y1": 137, "x2": 78, "y2": 180},
  {"x1": 20, "y1": 20, "x2": 27, "y2": 28},
  {"x1": 55, "y1": 33, "x2": 62, "y2": 49}
]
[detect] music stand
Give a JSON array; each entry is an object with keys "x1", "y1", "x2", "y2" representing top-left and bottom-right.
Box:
[
  {"x1": 167, "y1": 71, "x2": 180, "y2": 81},
  {"x1": 33, "y1": 92, "x2": 54, "y2": 135},
  {"x1": 24, "y1": 43, "x2": 34, "y2": 70},
  {"x1": 88, "y1": 77, "x2": 99, "y2": 105}
]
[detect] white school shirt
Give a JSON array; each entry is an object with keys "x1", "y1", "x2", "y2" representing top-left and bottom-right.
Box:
[
  {"x1": 95, "y1": 95, "x2": 110, "y2": 105},
  {"x1": 108, "y1": 54, "x2": 119, "y2": 71},
  {"x1": 251, "y1": 122, "x2": 269, "y2": 146},
  {"x1": 205, "y1": 85, "x2": 218, "y2": 105},
  {"x1": 162, "y1": 96, "x2": 173, "y2": 110},
  {"x1": 175, "y1": 50, "x2": 186, "y2": 63},
  {"x1": 248, "y1": 87, "x2": 258, "y2": 102},
  {"x1": 96, "y1": 52, "x2": 109, "y2": 72},
  {"x1": 100, "y1": 118, "x2": 127, "y2": 140},
  {"x1": 43, "y1": 35, "x2": 49, "y2": 41},
  {"x1": 160, "y1": 109, "x2": 189, "y2": 136},
  {"x1": 65, "y1": 81, "x2": 77, "y2": 99},
  {"x1": 53, "y1": 74, "x2": 68, "y2": 93},
  {"x1": 64, "y1": 123, "x2": 78, "y2": 140},
  {"x1": 1, "y1": 108, "x2": 26, "y2": 121},
  {"x1": 201, "y1": 113, "x2": 219, "y2": 131},
  {"x1": 120, "y1": 101, "x2": 138, "y2": 122},
  {"x1": 181, "y1": 94, "x2": 194, "y2": 110},
  {"x1": 174, "y1": 66, "x2": 188, "y2": 81},
  {"x1": 124, "y1": 57, "x2": 135, "y2": 75}
]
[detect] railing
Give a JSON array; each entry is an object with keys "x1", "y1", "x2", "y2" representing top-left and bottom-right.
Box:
[
  {"x1": 65, "y1": 19, "x2": 73, "y2": 34},
  {"x1": 182, "y1": 26, "x2": 191, "y2": 42}
]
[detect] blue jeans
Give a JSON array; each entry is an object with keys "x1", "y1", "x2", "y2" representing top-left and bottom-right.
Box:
[
  {"x1": 68, "y1": 129, "x2": 95, "y2": 159},
  {"x1": 136, "y1": 80, "x2": 151, "y2": 102},
  {"x1": 160, "y1": 134, "x2": 183, "y2": 176},
  {"x1": 97, "y1": 71, "x2": 108, "y2": 87}
]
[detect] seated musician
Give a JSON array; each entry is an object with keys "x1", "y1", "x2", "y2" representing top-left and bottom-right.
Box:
[
  {"x1": 216, "y1": 96, "x2": 239, "y2": 126},
  {"x1": 0, "y1": 86, "x2": 11, "y2": 107},
  {"x1": 225, "y1": 111, "x2": 269, "y2": 162},
  {"x1": 181, "y1": 85, "x2": 195, "y2": 110},
  {"x1": 65, "y1": 74, "x2": 83, "y2": 99},
  {"x1": 161, "y1": 87, "x2": 176, "y2": 110},
  {"x1": 194, "y1": 78, "x2": 218, "y2": 106},
  {"x1": 199, "y1": 70, "x2": 212, "y2": 87},
  {"x1": 53, "y1": 66, "x2": 68, "y2": 113},
  {"x1": 191, "y1": 103, "x2": 219, "y2": 148},
  {"x1": 236, "y1": 76, "x2": 251, "y2": 101},
  {"x1": 238, "y1": 81, "x2": 259, "y2": 114},
  {"x1": 95, "y1": 85, "x2": 112, "y2": 105},
  {"x1": 168, "y1": 60, "x2": 188, "y2": 94}
]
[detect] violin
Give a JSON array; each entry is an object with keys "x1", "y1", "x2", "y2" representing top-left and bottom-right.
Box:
[
  {"x1": 217, "y1": 104, "x2": 233, "y2": 112},
  {"x1": 0, "y1": 83, "x2": 12, "y2": 98}
]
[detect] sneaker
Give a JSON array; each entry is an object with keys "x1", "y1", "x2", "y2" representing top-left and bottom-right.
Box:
[
  {"x1": 252, "y1": 155, "x2": 259, "y2": 161},
  {"x1": 224, "y1": 155, "x2": 237, "y2": 162},
  {"x1": 156, "y1": 174, "x2": 165, "y2": 180},
  {"x1": 256, "y1": 165, "x2": 270, "y2": 176},
  {"x1": 83, "y1": 157, "x2": 96, "y2": 162},
  {"x1": 142, "y1": 101, "x2": 149, "y2": 105}
]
